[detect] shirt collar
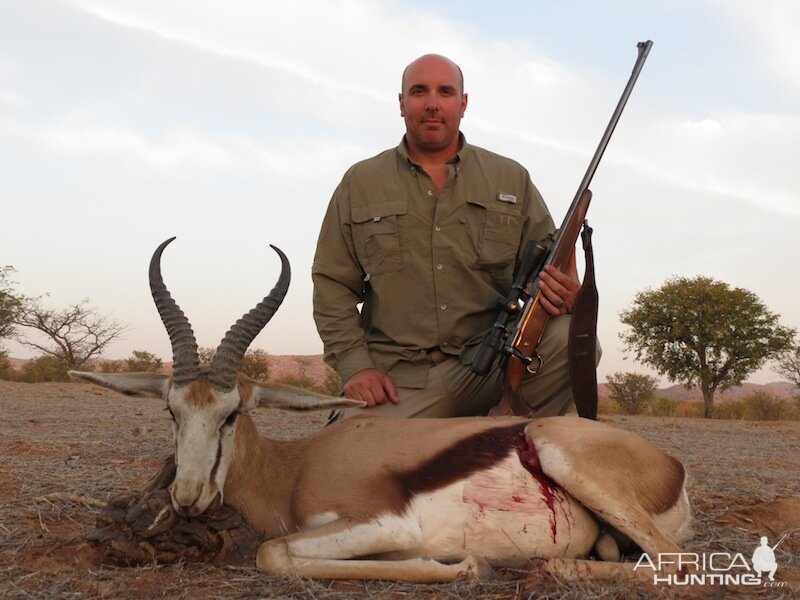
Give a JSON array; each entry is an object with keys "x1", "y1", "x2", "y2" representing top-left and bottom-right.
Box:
[{"x1": 397, "y1": 133, "x2": 468, "y2": 169}]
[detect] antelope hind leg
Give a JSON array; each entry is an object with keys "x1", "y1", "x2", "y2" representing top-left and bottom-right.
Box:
[
  {"x1": 256, "y1": 517, "x2": 494, "y2": 583},
  {"x1": 526, "y1": 418, "x2": 690, "y2": 558}
]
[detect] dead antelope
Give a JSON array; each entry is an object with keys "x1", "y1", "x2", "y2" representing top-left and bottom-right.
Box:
[{"x1": 71, "y1": 238, "x2": 692, "y2": 583}]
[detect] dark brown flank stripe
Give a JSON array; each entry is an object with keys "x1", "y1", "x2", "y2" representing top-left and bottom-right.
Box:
[{"x1": 390, "y1": 422, "x2": 529, "y2": 512}]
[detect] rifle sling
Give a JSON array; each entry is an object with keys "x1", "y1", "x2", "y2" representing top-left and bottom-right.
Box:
[{"x1": 568, "y1": 223, "x2": 599, "y2": 419}]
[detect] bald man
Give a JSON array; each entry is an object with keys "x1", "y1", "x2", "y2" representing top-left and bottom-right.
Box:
[{"x1": 313, "y1": 54, "x2": 585, "y2": 419}]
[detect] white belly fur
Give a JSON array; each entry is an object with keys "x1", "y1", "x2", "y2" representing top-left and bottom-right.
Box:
[{"x1": 400, "y1": 453, "x2": 600, "y2": 565}]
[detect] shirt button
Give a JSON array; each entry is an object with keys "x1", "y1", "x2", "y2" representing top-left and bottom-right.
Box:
[
  {"x1": 434, "y1": 225, "x2": 441, "y2": 232},
  {"x1": 440, "y1": 304, "x2": 447, "y2": 311},
  {"x1": 427, "y1": 190, "x2": 433, "y2": 196},
  {"x1": 436, "y1": 264, "x2": 443, "y2": 270}
]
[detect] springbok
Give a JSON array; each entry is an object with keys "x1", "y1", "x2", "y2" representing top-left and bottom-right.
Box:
[{"x1": 71, "y1": 238, "x2": 691, "y2": 583}]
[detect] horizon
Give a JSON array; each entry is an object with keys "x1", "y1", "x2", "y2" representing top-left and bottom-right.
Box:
[{"x1": 2, "y1": 1, "x2": 799, "y2": 387}]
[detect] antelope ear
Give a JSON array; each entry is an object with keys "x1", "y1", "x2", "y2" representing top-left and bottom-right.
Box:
[
  {"x1": 69, "y1": 371, "x2": 170, "y2": 398},
  {"x1": 250, "y1": 381, "x2": 366, "y2": 411}
]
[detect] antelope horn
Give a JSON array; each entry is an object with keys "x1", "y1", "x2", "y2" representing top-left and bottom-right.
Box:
[
  {"x1": 209, "y1": 245, "x2": 290, "y2": 390},
  {"x1": 149, "y1": 237, "x2": 200, "y2": 386}
]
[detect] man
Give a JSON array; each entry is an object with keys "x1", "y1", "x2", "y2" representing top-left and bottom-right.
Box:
[{"x1": 312, "y1": 54, "x2": 585, "y2": 418}]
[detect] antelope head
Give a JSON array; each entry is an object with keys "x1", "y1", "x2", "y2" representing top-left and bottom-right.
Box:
[{"x1": 70, "y1": 238, "x2": 361, "y2": 517}]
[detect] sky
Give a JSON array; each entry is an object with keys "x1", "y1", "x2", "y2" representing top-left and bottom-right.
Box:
[{"x1": 1, "y1": 0, "x2": 798, "y2": 385}]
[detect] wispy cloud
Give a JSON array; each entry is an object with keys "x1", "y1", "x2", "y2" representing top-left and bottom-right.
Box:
[{"x1": 714, "y1": 0, "x2": 800, "y2": 98}]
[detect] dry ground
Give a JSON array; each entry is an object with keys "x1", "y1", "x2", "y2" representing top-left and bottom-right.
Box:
[{"x1": 1, "y1": 381, "x2": 798, "y2": 599}]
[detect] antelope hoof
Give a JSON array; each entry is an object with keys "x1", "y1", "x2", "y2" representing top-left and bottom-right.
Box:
[{"x1": 462, "y1": 555, "x2": 497, "y2": 580}]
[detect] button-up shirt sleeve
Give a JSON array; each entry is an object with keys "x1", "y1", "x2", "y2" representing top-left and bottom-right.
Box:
[{"x1": 312, "y1": 169, "x2": 374, "y2": 384}]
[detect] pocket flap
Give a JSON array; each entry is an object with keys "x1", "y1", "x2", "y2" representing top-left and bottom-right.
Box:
[
  {"x1": 351, "y1": 200, "x2": 408, "y2": 224},
  {"x1": 467, "y1": 197, "x2": 522, "y2": 216}
]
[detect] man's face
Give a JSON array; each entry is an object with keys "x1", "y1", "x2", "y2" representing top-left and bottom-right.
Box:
[{"x1": 399, "y1": 56, "x2": 467, "y2": 155}]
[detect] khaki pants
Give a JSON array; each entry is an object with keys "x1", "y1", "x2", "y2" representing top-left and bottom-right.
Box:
[{"x1": 339, "y1": 316, "x2": 599, "y2": 420}]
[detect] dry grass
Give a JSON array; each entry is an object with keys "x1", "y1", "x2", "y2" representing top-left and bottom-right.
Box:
[{"x1": 1, "y1": 381, "x2": 799, "y2": 599}]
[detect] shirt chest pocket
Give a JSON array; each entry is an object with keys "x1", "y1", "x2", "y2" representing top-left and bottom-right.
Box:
[
  {"x1": 351, "y1": 200, "x2": 407, "y2": 276},
  {"x1": 466, "y1": 199, "x2": 524, "y2": 270}
]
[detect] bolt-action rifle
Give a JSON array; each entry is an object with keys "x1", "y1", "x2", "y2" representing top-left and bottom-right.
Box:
[{"x1": 471, "y1": 41, "x2": 654, "y2": 417}]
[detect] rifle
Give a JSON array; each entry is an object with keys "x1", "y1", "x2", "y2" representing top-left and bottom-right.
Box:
[{"x1": 471, "y1": 40, "x2": 654, "y2": 417}]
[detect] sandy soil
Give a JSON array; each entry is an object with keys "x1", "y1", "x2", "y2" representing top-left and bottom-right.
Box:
[{"x1": 1, "y1": 380, "x2": 798, "y2": 599}]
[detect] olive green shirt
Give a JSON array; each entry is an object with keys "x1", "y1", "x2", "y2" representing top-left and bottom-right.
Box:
[{"x1": 312, "y1": 137, "x2": 555, "y2": 388}]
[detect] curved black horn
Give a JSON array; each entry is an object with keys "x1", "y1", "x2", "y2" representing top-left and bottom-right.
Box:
[
  {"x1": 209, "y1": 245, "x2": 290, "y2": 390},
  {"x1": 149, "y1": 237, "x2": 200, "y2": 386}
]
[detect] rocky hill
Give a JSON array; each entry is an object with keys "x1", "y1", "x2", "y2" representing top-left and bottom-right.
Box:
[{"x1": 598, "y1": 380, "x2": 797, "y2": 402}]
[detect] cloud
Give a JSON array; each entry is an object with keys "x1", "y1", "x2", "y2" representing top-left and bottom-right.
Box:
[
  {"x1": 0, "y1": 55, "x2": 24, "y2": 108},
  {"x1": 0, "y1": 111, "x2": 363, "y2": 184},
  {"x1": 712, "y1": 0, "x2": 800, "y2": 98},
  {"x1": 66, "y1": 0, "x2": 422, "y2": 102}
]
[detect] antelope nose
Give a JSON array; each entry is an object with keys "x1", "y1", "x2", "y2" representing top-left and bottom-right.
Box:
[{"x1": 170, "y1": 480, "x2": 203, "y2": 513}]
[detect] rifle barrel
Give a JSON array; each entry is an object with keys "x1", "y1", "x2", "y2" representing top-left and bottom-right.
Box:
[{"x1": 550, "y1": 41, "x2": 653, "y2": 260}]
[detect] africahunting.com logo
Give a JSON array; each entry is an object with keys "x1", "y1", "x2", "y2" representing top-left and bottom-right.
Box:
[{"x1": 634, "y1": 533, "x2": 791, "y2": 588}]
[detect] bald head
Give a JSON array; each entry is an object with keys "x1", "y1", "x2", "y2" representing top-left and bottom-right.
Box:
[
  {"x1": 398, "y1": 54, "x2": 468, "y2": 159},
  {"x1": 401, "y1": 54, "x2": 464, "y2": 95}
]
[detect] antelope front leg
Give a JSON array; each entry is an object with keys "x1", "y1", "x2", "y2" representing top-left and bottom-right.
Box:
[{"x1": 256, "y1": 517, "x2": 494, "y2": 583}]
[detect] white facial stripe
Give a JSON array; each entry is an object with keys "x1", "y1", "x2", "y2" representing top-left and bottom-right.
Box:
[{"x1": 168, "y1": 384, "x2": 243, "y2": 513}]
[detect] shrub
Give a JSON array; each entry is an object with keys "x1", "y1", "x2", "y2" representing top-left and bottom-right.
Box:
[
  {"x1": 18, "y1": 355, "x2": 70, "y2": 382},
  {"x1": 715, "y1": 399, "x2": 748, "y2": 420},
  {"x1": 597, "y1": 397, "x2": 617, "y2": 415},
  {"x1": 125, "y1": 350, "x2": 162, "y2": 373},
  {"x1": 0, "y1": 350, "x2": 18, "y2": 381},
  {"x1": 605, "y1": 372, "x2": 657, "y2": 415},
  {"x1": 319, "y1": 370, "x2": 342, "y2": 396},
  {"x1": 675, "y1": 401, "x2": 704, "y2": 418},
  {"x1": 198, "y1": 346, "x2": 269, "y2": 381},
  {"x1": 740, "y1": 392, "x2": 788, "y2": 421},
  {"x1": 278, "y1": 374, "x2": 320, "y2": 392},
  {"x1": 650, "y1": 396, "x2": 678, "y2": 417},
  {"x1": 241, "y1": 349, "x2": 269, "y2": 382},
  {"x1": 100, "y1": 360, "x2": 124, "y2": 373}
]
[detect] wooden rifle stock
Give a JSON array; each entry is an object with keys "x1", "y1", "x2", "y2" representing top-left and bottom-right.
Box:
[{"x1": 491, "y1": 41, "x2": 653, "y2": 417}]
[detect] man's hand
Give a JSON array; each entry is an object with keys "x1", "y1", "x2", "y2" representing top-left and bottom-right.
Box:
[
  {"x1": 343, "y1": 368, "x2": 400, "y2": 407},
  {"x1": 538, "y1": 250, "x2": 581, "y2": 317}
]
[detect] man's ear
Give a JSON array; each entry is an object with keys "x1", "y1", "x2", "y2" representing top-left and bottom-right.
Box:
[
  {"x1": 399, "y1": 92, "x2": 406, "y2": 117},
  {"x1": 69, "y1": 371, "x2": 170, "y2": 398},
  {"x1": 460, "y1": 92, "x2": 468, "y2": 117}
]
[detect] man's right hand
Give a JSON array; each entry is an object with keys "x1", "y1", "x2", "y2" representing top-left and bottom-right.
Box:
[{"x1": 343, "y1": 368, "x2": 400, "y2": 407}]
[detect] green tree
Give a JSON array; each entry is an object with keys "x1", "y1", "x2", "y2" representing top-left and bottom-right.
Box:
[
  {"x1": 620, "y1": 276, "x2": 795, "y2": 418},
  {"x1": 125, "y1": 350, "x2": 163, "y2": 373},
  {"x1": 605, "y1": 372, "x2": 657, "y2": 415}
]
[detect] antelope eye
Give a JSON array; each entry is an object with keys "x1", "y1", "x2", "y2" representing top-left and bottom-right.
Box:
[{"x1": 222, "y1": 411, "x2": 239, "y2": 429}]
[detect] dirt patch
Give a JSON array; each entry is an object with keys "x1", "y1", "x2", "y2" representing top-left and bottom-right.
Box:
[
  {"x1": 1, "y1": 381, "x2": 798, "y2": 599},
  {"x1": 718, "y1": 497, "x2": 800, "y2": 550}
]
